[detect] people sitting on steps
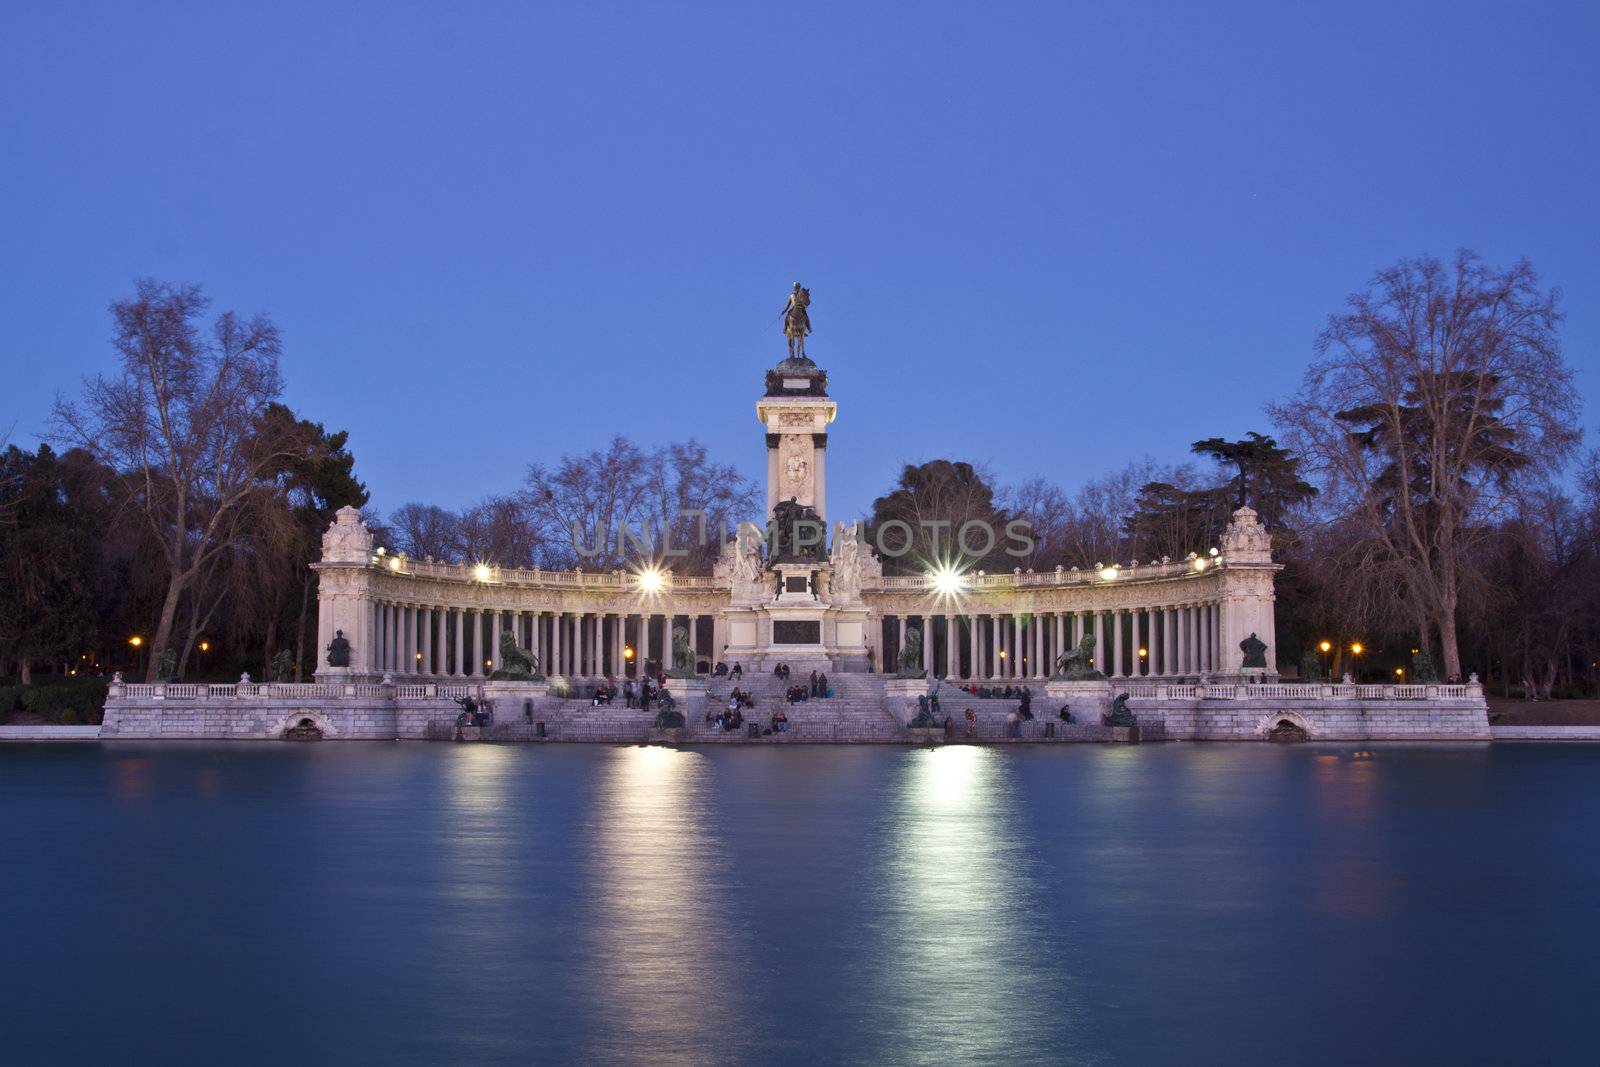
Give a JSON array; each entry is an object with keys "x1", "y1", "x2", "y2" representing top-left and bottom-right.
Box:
[{"x1": 771, "y1": 709, "x2": 789, "y2": 733}]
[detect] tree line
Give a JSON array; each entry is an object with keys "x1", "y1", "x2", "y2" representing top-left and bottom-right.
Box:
[{"x1": 1, "y1": 252, "x2": 1594, "y2": 696}]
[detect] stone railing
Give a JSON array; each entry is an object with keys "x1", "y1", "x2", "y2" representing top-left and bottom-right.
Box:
[
  {"x1": 111, "y1": 680, "x2": 477, "y2": 701},
  {"x1": 867, "y1": 556, "x2": 1236, "y2": 593},
  {"x1": 1120, "y1": 681, "x2": 1482, "y2": 701},
  {"x1": 379, "y1": 558, "x2": 722, "y2": 591}
]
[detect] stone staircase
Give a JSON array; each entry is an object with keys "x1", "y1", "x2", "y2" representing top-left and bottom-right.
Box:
[{"x1": 699, "y1": 672, "x2": 903, "y2": 742}]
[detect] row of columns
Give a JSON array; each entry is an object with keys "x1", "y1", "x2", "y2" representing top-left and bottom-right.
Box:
[
  {"x1": 367, "y1": 603, "x2": 717, "y2": 679},
  {"x1": 876, "y1": 604, "x2": 1225, "y2": 680}
]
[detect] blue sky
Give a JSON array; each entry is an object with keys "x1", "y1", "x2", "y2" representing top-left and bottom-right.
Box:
[{"x1": 3, "y1": 1, "x2": 1596, "y2": 521}]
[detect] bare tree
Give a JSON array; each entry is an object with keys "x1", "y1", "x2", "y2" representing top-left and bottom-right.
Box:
[
  {"x1": 457, "y1": 495, "x2": 541, "y2": 569},
  {"x1": 53, "y1": 280, "x2": 292, "y2": 679},
  {"x1": 389, "y1": 502, "x2": 463, "y2": 561},
  {"x1": 527, "y1": 436, "x2": 651, "y2": 570},
  {"x1": 1271, "y1": 252, "x2": 1579, "y2": 681},
  {"x1": 526, "y1": 436, "x2": 757, "y2": 573}
]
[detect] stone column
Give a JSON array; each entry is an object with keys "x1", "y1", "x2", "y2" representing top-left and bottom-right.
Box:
[
  {"x1": 919, "y1": 616, "x2": 930, "y2": 674},
  {"x1": 638, "y1": 614, "x2": 649, "y2": 675},
  {"x1": 1054, "y1": 613, "x2": 1065, "y2": 665},
  {"x1": 549, "y1": 612, "x2": 561, "y2": 677},
  {"x1": 386, "y1": 604, "x2": 397, "y2": 673},
  {"x1": 419, "y1": 607, "x2": 431, "y2": 675},
  {"x1": 1192, "y1": 604, "x2": 1202, "y2": 674},
  {"x1": 1182, "y1": 605, "x2": 1194, "y2": 676},
  {"x1": 488, "y1": 611, "x2": 501, "y2": 674},
  {"x1": 1145, "y1": 609, "x2": 1155, "y2": 677},
  {"x1": 1111, "y1": 609, "x2": 1125, "y2": 678},
  {"x1": 449, "y1": 609, "x2": 460, "y2": 677},
  {"x1": 1203, "y1": 601, "x2": 1216, "y2": 675},
  {"x1": 569, "y1": 612, "x2": 580, "y2": 676},
  {"x1": 1030, "y1": 614, "x2": 1043, "y2": 681},
  {"x1": 1088, "y1": 611, "x2": 1101, "y2": 674},
  {"x1": 408, "y1": 606, "x2": 418, "y2": 674}
]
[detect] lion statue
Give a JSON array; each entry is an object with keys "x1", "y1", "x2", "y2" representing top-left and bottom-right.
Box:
[
  {"x1": 490, "y1": 630, "x2": 542, "y2": 680},
  {"x1": 1052, "y1": 634, "x2": 1103, "y2": 681}
]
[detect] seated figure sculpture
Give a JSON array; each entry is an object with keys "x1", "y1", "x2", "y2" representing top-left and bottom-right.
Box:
[
  {"x1": 668, "y1": 624, "x2": 695, "y2": 678},
  {"x1": 897, "y1": 627, "x2": 925, "y2": 678}
]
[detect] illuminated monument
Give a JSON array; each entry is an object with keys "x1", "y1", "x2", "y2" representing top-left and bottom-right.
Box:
[{"x1": 101, "y1": 286, "x2": 1491, "y2": 742}]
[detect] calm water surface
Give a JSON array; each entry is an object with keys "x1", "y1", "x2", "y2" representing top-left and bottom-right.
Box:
[{"x1": 2, "y1": 742, "x2": 1597, "y2": 1065}]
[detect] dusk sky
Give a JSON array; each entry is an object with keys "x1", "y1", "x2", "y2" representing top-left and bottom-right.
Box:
[{"x1": 3, "y1": 1, "x2": 1596, "y2": 524}]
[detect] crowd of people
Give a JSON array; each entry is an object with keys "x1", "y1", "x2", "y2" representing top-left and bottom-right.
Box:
[
  {"x1": 960, "y1": 682, "x2": 1035, "y2": 701},
  {"x1": 786, "y1": 669, "x2": 830, "y2": 703}
]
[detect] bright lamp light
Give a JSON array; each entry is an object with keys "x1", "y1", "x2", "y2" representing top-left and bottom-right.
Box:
[
  {"x1": 637, "y1": 567, "x2": 664, "y2": 592},
  {"x1": 930, "y1": 565, "x2": 963, "y2": 595}
]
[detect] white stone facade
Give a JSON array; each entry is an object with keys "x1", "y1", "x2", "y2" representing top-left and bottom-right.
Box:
[{"x1": 97, "y1": 357, "x2": 1489, "y2": 742}]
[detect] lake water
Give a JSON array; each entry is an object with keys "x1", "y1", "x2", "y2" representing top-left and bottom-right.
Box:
[{"x1": 2, "y1": 741, "x2": 1596, "y2": 1065}]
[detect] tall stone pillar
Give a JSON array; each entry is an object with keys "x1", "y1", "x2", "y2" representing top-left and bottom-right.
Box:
[
  {"x1": 1145, "y1": 609, "x2": 1156, "y2": 677},
  {"x1": 420, "y1": 607, "x2": 432, "y2": 675},
  {"x1": 449, "y1": 609, "x2": 460, "y2": 677},
  {"x1": 388, "y1": 604, "x2": 399, "y2": 674},
  {"x1": 549, "y1": 612, "x2": 561, "y2": 678},
  {"x1": 408, "y1": 606, "x2": 418, "y2": 674},
  {"x1": 1112, "y1": 609, "x2": 1125, "y2": 678}
]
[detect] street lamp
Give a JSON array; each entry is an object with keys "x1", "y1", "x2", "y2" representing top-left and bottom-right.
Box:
[
  {"x1": 1318, "y1": 639, "x2": 1332, "y2": 680},
  {"x1": 1350, "y1": 642, "x2": 1363, "y2": 682},
  {"x1": 129, "y1": 635, "x2": 144, "y2": 675}
]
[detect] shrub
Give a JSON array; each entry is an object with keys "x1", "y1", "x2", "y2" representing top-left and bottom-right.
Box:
[{"x1": 16, "y1": 680, "x2": 108, "y2": 725}]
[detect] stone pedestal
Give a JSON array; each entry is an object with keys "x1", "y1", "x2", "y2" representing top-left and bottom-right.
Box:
[
  {"x1": 1045, "y1": 679, "x2": 1114, "y2": 725},
  {"x1": 884, "y1": 677, "x2": 930, "y2": 727},
  {"x1": 666, "y1": 676, "x2": 707, "y2": 726},
  {"x1": 482, "y1": 680, "x2": 550, "y2": 723}
]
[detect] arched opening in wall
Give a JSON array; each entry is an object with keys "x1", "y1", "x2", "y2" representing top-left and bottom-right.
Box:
[
  {"x1": 284, "y1": 717, "x2": 324, "y2": 742},
  {"x1": 1268, "y1": 718, "x2": 1308, "y2": 743}
]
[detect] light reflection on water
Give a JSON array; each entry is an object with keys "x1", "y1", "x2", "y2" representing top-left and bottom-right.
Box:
[
  {"x1": 870, "y1": 746, "x2": 1083, "y2": 1064},
  {"x1": 3, "y1": 742, "x2": 1599, "y2": 1065},
  {"x1": 581, "y1": 746, "x2": 736, "y2": 1065}
]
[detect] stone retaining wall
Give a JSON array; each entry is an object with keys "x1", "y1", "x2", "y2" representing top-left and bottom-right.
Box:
[{"x1": 98, "y1": 680, "x2": 1490, "y2": 742}]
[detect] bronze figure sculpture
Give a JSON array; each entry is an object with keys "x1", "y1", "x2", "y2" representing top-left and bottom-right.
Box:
[{"x1": 781, "y1": 282, "x2": 811, "y2": 360}]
